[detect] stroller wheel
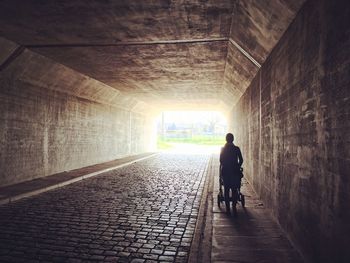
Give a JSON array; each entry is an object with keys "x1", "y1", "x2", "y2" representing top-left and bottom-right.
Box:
[
  {"x1": 241, "y1": 194, "x2": 245, "y2": 208},
  {"x1": 217, "y1": 194, "x2": 221, "y2": 208}
]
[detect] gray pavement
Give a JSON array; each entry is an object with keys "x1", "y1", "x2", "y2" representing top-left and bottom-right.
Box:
[
  {"x1": 211, "y1": 156, "x2": 304, "y2": 263},
  {"x1": 0, "y1": 153, "x2": 209, "y2": 263}
]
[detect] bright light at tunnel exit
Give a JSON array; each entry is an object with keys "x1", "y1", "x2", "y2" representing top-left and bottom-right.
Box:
[{"x1": 156, "y1": 111, "x2": 228, "y2": 154}]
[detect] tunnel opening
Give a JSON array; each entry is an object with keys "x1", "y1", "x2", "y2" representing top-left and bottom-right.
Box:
[
  {"x1": 155, "y1": 110, "x2": 228, "y2": 154},
  {"x1": 0, "y1": 0, "x2": 349, "y2": 262}
]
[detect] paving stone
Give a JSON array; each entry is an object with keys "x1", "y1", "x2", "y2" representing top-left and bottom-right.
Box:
[
  {"x1": 104, "y1": 256, "x2": 120, "y2": 262},
  {"x1": 159, "y1": 255, "x2": 175, "y2": 261},
  {"x1": 137, "y1": 248, "x2": 151, "y2": 254},
  {"x1": 124, "y1": 247, "x2": 138, "y2": 253},
  {"x1": 118, "y1": 251, "x2": 131, "y2": 257},
  {"x1": 90, "y1": 255, "x2": 105, "y2": 261},
  {"x1": 143, "y1": 253, "x2": 159, "y2": 260},
  {"x1": 104, "y1": 250, "x2": 119, "y2": 256},
  {"x1": 131, "y1": 243, "x2": 143, "y2": 248},
  {"x1": 89, "y1": 249, "x2": 104, "y2": 255},
  {"x1": 142, "y1": 244, "x2": 155, "y2": 249},
  {"x1": 66, "y1": 258, "x2": 83, "y2": 263},
  {"x1": 164, "y1": 250, "x2": 176, "y2": 256},
  {"x1": 118, "y1": 257, "x2": 131, "y2": 263},
  {"x1": 150, "y1": 249, "x2": 163, "y2": 255},
  {"x1": 0, "y1": 154, "x2": 209, "y2": 262}
]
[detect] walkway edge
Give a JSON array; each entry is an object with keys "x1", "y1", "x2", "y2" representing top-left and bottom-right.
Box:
[
  {"x1": 0, "y1": 153, "x2": 158, "y2": 206},
  {"x1": 188, "y1": 154, "x2": 214, "y2": 263}
]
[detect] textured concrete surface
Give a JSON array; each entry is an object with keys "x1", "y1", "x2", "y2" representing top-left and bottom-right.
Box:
[
  {"x1": 0, "y1": 85, "x2": 154, "y2": 187},
  {"x1": 0, "y1": 39, "x2": 156, "y2": 187},
  {"x1": 0, "y1": 153, "x2": 209, "y2": 262},
  {"x1": 230, "y1": 0, "x2": 350, "y2": 262},
  {"x1": 222, "y1": 0, "x2": 306, "y2": 103},
  {"x1": 229, "y1": 0, "x2": 305, "y2": 65},
  {"x1": 33, "y1": 41, "x2": 229, "y2": 110},
  {"x1": 0, "y1": 38, "x2": 152, "y2": 112},
  {"x1": 0, "y1": 0, "x2": 304, "y2": 108},
  {"x1": 0, "y1": 37, "x2": 18, "y2": 66},
  {"x1": 222, "y1": 41, "x2": 259, "y2": 105},
  {"x1": 0, "y1": 1, "x2": 233, "y2": 44},
  {"x1": 211, "y1": 156, "x2": 303, "y2": 263}
]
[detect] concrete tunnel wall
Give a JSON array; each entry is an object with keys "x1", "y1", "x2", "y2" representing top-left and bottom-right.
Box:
[
  {"x1": 0, "y1": 38, "x2": 156, "y2": 187},
  {"x1": 229, "y1": 0, "x2": 350, "y2": 262}
]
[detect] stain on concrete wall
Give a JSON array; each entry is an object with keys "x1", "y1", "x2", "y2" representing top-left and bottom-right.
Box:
[
  {"x1": 0, "y1": 41, "x2": 154, "y2": 187},
  {"x1": 229, "y1": 0, "x2": 350, "y2": 262}
]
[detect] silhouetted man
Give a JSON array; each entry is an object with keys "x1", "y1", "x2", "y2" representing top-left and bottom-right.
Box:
[{"x1": 220, "y1": 133, "x2": 243, "y2": 214}]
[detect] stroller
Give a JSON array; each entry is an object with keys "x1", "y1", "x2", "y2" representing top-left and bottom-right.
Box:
[{"x1": 217, "y1": 166, "x2": 245, "y2": 214}]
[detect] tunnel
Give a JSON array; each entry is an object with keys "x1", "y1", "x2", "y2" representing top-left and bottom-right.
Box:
[{"x1": 0, "y1": 0, "x2": 349, "y2": 262}]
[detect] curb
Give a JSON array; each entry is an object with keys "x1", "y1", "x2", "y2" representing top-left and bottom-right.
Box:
[{"x1": 188, "y1": 154, "x2": 214, "y2": 263}]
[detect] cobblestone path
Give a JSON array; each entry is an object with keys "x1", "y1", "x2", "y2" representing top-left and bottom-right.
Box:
[{"x1": 0, "y1": 154, "x2": 209, "y2": 263}]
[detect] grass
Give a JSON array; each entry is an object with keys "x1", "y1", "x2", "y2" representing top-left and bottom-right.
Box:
[
  {"x1": 156, "y1": 139, "x2": 173, "y2": 149},
  {"x1": 157, "y1": 135, "x2": 225, "y2": 149}
]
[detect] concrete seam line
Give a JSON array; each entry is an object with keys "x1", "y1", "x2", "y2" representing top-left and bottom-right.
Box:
[
  {"x1": 26, "y1": 38, "x2": 228, "y2": 48},
  {"x1": 0, "y1": 45, "x2": 25, "y2": 72},
  {"x1": 188, "y1": 155, "x2": 213, "y2": 263},
  {"x1": 228, "y1": 38, "x2": 261, "y2": 68},
  {"x1": 0, "y1": 153, "x2": 158, "y2": 206}
]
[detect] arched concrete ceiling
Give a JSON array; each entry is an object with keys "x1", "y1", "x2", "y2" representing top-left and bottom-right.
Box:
[
  {"x1": 0, "y1": 37, "x2": 151, "y2": 114},
  {"x1": 0, "y1": 0, "x2": 305, "y2": 112}
]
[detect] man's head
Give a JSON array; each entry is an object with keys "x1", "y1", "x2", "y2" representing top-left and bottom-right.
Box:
[{"x1": 225, "y1": 133, "x2": 234, "y2": 143}]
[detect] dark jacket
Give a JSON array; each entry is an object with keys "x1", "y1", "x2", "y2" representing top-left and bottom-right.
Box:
[{"x1": 220, "y1": 143, "x2": 243, "y2": 185}]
